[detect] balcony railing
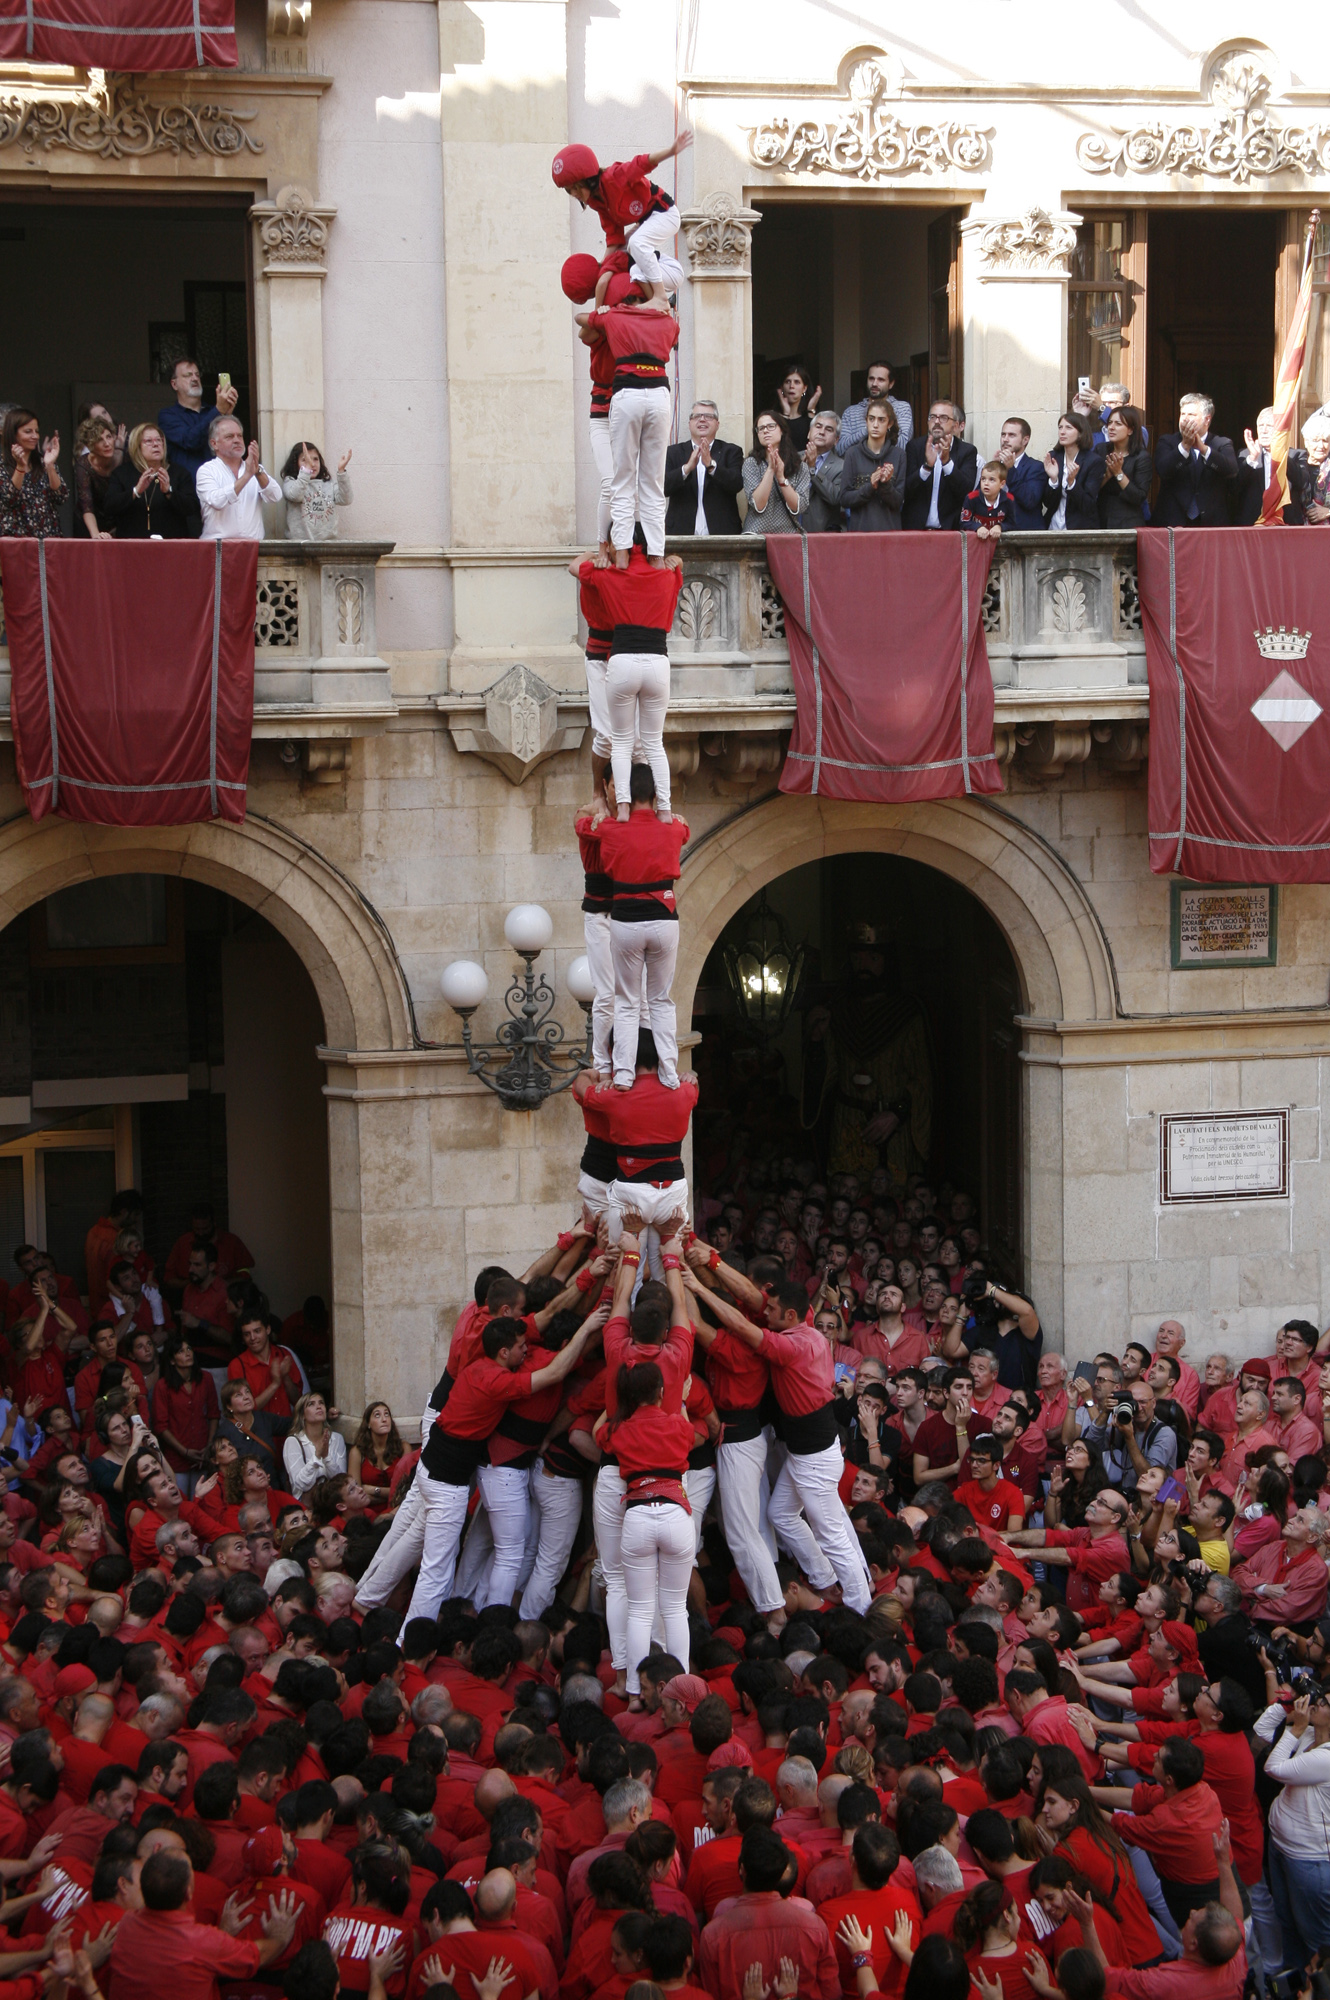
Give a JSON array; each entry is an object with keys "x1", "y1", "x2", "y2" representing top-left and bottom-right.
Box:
[
  {"x1": 0, "y1": 539, "x2": 396, "y2": 727},
  {"x1": 665, "y1": 530, "x2": 1146, "y2": 699}
]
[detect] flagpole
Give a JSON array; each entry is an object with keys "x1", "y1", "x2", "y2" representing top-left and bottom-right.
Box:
[{"x1": 1261, "y1": 210, "x2": 1321, "y2": 525}]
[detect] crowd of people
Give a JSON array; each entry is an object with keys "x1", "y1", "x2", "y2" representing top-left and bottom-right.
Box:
[{"x1": 0, "y1": 363, "x2": 352, "y2": 544}]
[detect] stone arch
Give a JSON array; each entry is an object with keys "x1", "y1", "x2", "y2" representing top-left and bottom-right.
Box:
[
  {"x1": 677, "y1": 793, "x2": 1119, "y2": 1028},
  {"x1": 0, "y1": 810, "x2": 414, "y2": 1052}
]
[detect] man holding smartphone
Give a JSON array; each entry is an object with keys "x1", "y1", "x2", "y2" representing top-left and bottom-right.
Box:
[{"x1": 157, "y1": 357, "x2": 239, "y2": 489}]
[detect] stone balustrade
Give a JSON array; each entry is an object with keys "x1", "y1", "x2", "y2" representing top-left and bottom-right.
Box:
[{"x1": 0, "y1": 539, "x2": 396, "y2": 730}]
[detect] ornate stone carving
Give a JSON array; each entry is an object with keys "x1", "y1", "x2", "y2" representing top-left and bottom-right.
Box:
[
  {"x1": 748, "y1": 58, "x2": 991, "y2": 183},
  {"x1": 267, "y1": 0, "x2": 312, "y2": 39},
  {"x1": 251, "y1": 185, "x2": 335, "y2": 270},
  {"x1": 446, "y1": 666, "x2": 585, "y2": 785},
  {"x1": 679, "y1": 192, "x2": 762, "y2": 277},
  {"x1": 1019, "y1": 724, "x2": 1094, "y2": 780},
  {"x1": 675, "y1": 579, "x2": 722, "y2": 648},
  {"x1": 964, "y1": 207, "x2": 1081, "y2": 281},
  {"x1": 759, "y1": 573, "x2": 786, "y2": 643},
  {"x1": 334, "y1": 576, "x2": 364, "y2": 648},
  {"x1": 1076, "y1": 48, "x2": 1330, "y2": 182},
  {"x1": 981, "y1": 565, "x2": 1004, "y2": 637},
  {"x1": 1115, "y1": 558, "x2": 1141, "y2": 634},
  {"x1": 1047, "y1": 574, "x2": 1089, "y2": 636},
  {"x1": 1093, "y1": 721, "x2": 1148, "y2": 773},
  {"x1": 255, "y1": 573, "x2": 301, "y2": 649},
  {"x1": 0, "y1": 76, "x2": 262, "y2": 159}
]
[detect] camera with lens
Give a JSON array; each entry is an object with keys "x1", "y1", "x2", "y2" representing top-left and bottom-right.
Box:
[
  {"x1": 1113, "y1": 1398, "x2": 1136, "y2": 1426},
  {"x1": 960, "y1": 1272, "x2": 990, "y2": 1308},
  {"x1": 1291, "y1": 1666, "x2": 1320, "y2": 1697},
  {"x1": 1253, "y1": 1629, "x2": 1296, "y2": 1684}
]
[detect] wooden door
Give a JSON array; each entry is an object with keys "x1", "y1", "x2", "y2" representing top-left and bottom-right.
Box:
[{"x1": 928, "y1": 213, "x2": 963, "y2": 415}]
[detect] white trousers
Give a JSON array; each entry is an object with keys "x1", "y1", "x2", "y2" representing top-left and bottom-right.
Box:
[
  {"x1": 589, "y1": 415, "x2": 614, "y2": 546},
  {"x1": 717, "y1": 1433, "x2": 784, "y2": 1614},
  {"x1": 400, "y1": 1465, "x2": 473, "y2": 1631},
  {"x1": 519, "y1": 1463, "x2": 585, "y2": 1621},
  {"x1": 584, "y1": 910, "x2": 615, "y2": 1072},
  {"x1": 586, "y1": 654, "x2": 612, "y2": 761},
  {"x1": 621, "y1": 1500, "x2": 695, "y2": 1693},
  {"x1": 578, "y1": 1170, "x2": 612, "y2": 1218},
  {"x1": 454, "y1": 1497, "x2": 494, "y2": 1604},
  {"x1": 606, "y1": 652, "x2": 671, "y2": 815},
  {"x1": 355, "y1": 1469, "x2": 426, "y2": 1610},
  {"x1": 475, "y1": 1463, "x2": 531, "y2": 1609},
  {"x1": 685, "y1": 1463, "x2": 716, "y2": 1555},
  {"x1": 610, "y1": 916, "x2": 678, "y2": 1086},
  {"x1": 608, "y1": 387, "x2": 670, "y2": 554},
  {"x1": 768, "y1": 1442, "x2": 872, "y2": 1614},
  {"x1": 608, "y1": 1177, "x2": 689, "y2": 1233},
  {"x1": 593, "y1": 1463, "x2": 629, "y2": 1668},
  {"x1": 625, "y1": 206, "x2": 681, "y2": 289}
]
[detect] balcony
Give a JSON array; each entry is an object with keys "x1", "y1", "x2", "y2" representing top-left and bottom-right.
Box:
[
  {"x1": 662, "y1": 529, "x2": 1151, "y2": 785},
  {"x1": 0, "y1": 539, "x2": 396, "y2": 740}
]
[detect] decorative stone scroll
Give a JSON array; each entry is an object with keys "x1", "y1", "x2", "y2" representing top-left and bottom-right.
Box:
[
  {"x1": 748, "y1": 58, "x2": 991, "y2": 182},
  {"x1": 0, "y1": 76, "x2": 263, "y2": 159},
  {"x1": 448, "y1": 666, "x2": 586, "y2": 786},
  {"x1": 251, "y1": 185, "x2": 336, "y2": 270},
  {"x1": 680, "y1": 193, "x2": 762, "y2": 277},
  {"x1": 1077, "y1": 49, "x2": 1330, "y2": 183},
  {"x1": 963, "y1": 208, "x2": 1081, "y2": 281}
]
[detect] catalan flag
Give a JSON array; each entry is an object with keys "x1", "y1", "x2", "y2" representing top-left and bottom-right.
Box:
[{"x1": 1262, "y1": 212, "x2": 1321, "y2": 525}]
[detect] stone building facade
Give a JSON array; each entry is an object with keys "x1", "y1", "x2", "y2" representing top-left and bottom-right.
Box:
[{"x1": 2, "y1": 2, "x2": 1330, "y2": 1428}]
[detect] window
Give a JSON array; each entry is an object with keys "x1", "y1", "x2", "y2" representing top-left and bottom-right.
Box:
[{"x1": 1068, "y1": 214, "x2": 1143, "y2": 409}]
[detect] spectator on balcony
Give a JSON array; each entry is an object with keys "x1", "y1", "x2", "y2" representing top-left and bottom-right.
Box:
[
  {"x1": 1041, "y1": 411, "x2": 1105, "y2": 531},
  {"x1": 280, "y1": 442, "x2": 354, "y2": 541},
  {"x1": 158, "y1": 358, "x2": 238, "y2": 488},
  {"x1": 1286, "y1": 413, "x2": 1330, "y2": 526},
  {"x1": 0, "y1": 408, "x2": 65, "y2": 539},
  {"x1": 105, "y1": 426, "x2": 202, "y2": 541},
  {"x1": 1093, "y1": 382, "x2": 1149, "y2": 450},
  {"x1": 901, "y1": 401, "x2": 977, "y2": 530},
  {"x1": 74, "y1": 417, "x2": 119, "y2": 540},
  {"x1": 775, "y1": 363, "x2": 821, "y2": 451},
  {"x1": 197, "y1": 418, "x2": 276, "y2": 541},
  {"x1": 663, "y1": 403, "x2": 744, "y2": 536},
  {"x1": 1097, "y1": 404, "x2": 1152, "y2": 529},
  {"x1": 960, "y1": 461, "x2": 1015, "y2": 538},
  {"x1": 1235, "y1": 407, "x2": 1276, "y2": 525},
  {"x1": 840, "y1": 397, "x2": 905, "y2": 532},
  {"x1": 1153, "y1": 393, "x2": 1238, "y2": 527},
  {"x1": 804, "y1": 412, "x2": 844, "y2": 533},
  {"x1": 836, "y1": 361, "x2": 913, "y2": 454},
  {"x1": 996, "y1": 419, "x2": 1046, "y2": 530},
  {"x1": 741, "y1": 412, "x2": 809, "y2": 535}
]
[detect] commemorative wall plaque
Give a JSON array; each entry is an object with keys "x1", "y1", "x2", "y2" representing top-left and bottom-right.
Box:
[
  {"x1": 1159, "y1": 1109, "x2": 1289, "y2": 1204},
  {"x1": 1170, "y1": 882, "x2": 1277, "y2": 969}
]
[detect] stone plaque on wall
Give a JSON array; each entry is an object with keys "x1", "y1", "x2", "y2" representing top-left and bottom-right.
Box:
[
  {"x1": 1170, "y1": 882, "x2": 1277, "y2": 968},
  {"x1": 1159, "y1": 1110, "x2": 1289, "y2": 1205}
]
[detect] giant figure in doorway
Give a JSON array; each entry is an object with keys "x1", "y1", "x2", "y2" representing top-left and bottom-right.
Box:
[{"x1": 800, "y1": 922, "x2": 932, "y2": 1183}]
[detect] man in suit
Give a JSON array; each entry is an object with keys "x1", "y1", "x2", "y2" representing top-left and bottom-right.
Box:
[
  {"x1": 1235, "y1": 405, "x2": 1277, "y2": 525},
  {"x1": 1153, "y1": 393, "x2": 1239, "y2": 526},
  {"x1": 996, "y1": 418, "x2": 1046, "y2": 531},
  {"x1": 900, "y1": 400, "x2": 979, "y2": 531},
  {"x1": 663, "y1": 400, "x2": 744, "y2": 535},
  {"x1": 804, "y1": 409, "x2": 844, "y2": 532}
]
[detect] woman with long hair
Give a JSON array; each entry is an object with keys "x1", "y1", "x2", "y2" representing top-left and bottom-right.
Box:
[
  {"x1": 606, "y1": 1360, "x2": 705, "y2": 1701},
  {"x1": 774, "y1": 362, "x2": 820, "y2": 450},
  {"x1": 1032, "y1": 1770, "x2": 1163, "y2": 1964},
  {"x1": 1230, "y1": 1461, "x2": 1289, "y2": 1561},
  {"x1": 1, "y1": 408, "x2": 65, "y2": 538},
  {"x1": 104, "y1": 423, "x2": 200, "y2": 538},
  {"x1": 741, "y1": 410, "x2": 809, "y2": 535},
  {"x1": 1096, "y1": 404, "x2": 1151, "y2": 529},
  {"x1": 1041, "y1": 411, "x2": 1104, "y2": 531},
  {"x1": 152, "y1": 1334, "x2": 219, "y2": 1490},
  {"x1": 280, "y1": 439, "x2": 353, "y2": 539},
  {"x1": 1044, "y1": 1439, "x2": 1109, "y2": 1530},
  {"x1": 953, "y1": 1879, "x2": 1041, "y2": 2000},
  {"x1": 348, "y1": 1400, "x2": 404, "y2": 1500},
  {"x1": 282, "y1": 1391, "x2": 347, "y2": 1499}
]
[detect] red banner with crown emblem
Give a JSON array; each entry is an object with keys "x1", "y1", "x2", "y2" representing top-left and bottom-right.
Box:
[{"x1": 1139, "y1": 527, "x2": 1330, "y2": 881}]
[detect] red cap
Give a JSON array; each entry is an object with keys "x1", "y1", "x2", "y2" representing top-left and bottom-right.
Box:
[
  {"x1": 54, "y1": 1665, "x2": 96, "y2": 1697},
  {"x1": 707, "y1": 1739, "x2": 753, "y2": 1772},
  {"x1": 603, "y1": 273, "x2": 645, "y2": 308},
  {"x1": 661, "y1": 1674, "x2": 708, "y2": 1714},
  {"x1": 561, "y1": 254, "x2": 601, "y2": 303},
  {"x1": 1241, "y1": 1358, "x2": 1272, "y2": 1382},
  {"x1": 552, "y1": 144, "x2": 599, "y2": 188},
  {"x1": 245, "y1": 1825, "x2": 286, "y2": 1877},
  {"x1": 1159, "y1": 1620, "x2": 1201, "y2": 1664}
]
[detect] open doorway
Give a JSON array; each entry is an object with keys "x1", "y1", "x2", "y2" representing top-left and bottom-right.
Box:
[
  {"x1": 0, "y1": 196, "x2": 252, "y2": 532},
  {"x1": 1146, "y1": 208, "x2": 1279, "y2": 445},
  {"x1": 750, "y1": 201, "x2": 965, "y2": 436},
  {"x1": 691, "y1": 853, "x2": 1022, "y2": 1278}
]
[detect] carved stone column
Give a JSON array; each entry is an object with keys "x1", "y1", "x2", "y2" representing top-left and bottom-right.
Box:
[
  {"x1": 249, "y1": 184, "x2": 336, "y2": 470},
  {"x1": 959, "y1": 206, "x2": 1080, "y2": 458},
  {"x1": 680, "y1": 193, "x2": 761, "y2": 473}
]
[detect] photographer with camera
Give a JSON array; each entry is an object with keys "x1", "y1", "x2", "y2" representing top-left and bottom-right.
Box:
[
  {"x1": 943, "y1": 1272, "x2": 1041, "y2": 1393},
  {"x1": 1254, "y1": 1677, "x2": 1330, "y2": 1980}
]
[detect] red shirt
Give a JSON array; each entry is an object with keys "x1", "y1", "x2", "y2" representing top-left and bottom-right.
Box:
[
  {"x1": 1058, "y1": 1828, "x2": 1160, "y2": 1966},
  {"x1": 1154, "y1": 1354, "x2": 1202, "y2": 1421},
  {"x1": 759, "y1": 1324, "x2": 834, "y2": 1419},
  {"x1": 698, "y1": 1891, "x2": 839, "y2": 2000},
  {"x1": 437, "y1": 1356, "x2": 536, "y2": 1442},
  {"x1": 852, "y1": 1322, "x2": 932, "y2": 1371},
  {"x1": 323, "y1": 1902, "x2": 415, "y2": 1997},
  {"x1": 1044, "y1": 1526, "x2": 1132, "y2": 1611},
  {"x1": 911, "y1": 1411, "x2": 978, "y2": 1476},
  {"x1": 703, "y1": 1325, "x2": 769, "y2": 1418},
  {"x1": 954, "y1": 1476, "x2": 1026, "y2": 1529},
  {"x1": 611, "y1": 1405, "x2": 699, "y2": 1504},
  {"x1": 152, "y1": 1376, "x2": 219, "y2": 1468},
  {"x1": 594, "y1": 304, "x2": 679, "y2": 391},
  {"x1": 604, "y1": 1314, "x2": 692, "y2": 1421},
  {"x1": 291, "y1": 1834, "x2": 351, "y2": 1909},
  {"x1": 582, "y1": 548, "x2": 682, "y2": 630},
  {"x1": 14, "y1": 1350, "x2": 67, "y2": 1414},
  {"x1": 1104, "y1": 1956, "x2": 1246, "y2": 2000},
  {"x1": 107, "y1": 1906, "x2": 260, "y2": 2000},
  {"x1": 597, "y1": 811, "x2": 687, "y2": 922},
  {"x1": 181, "y1": 1276, "x2": 233, "y2": 1332},
  {"x1": 227, "y1": 1347, "x2": 301, "y2": 1422},
  {"x1": 584, "y1": 1072, "x2": 697, "y2": 1184},
  {"x1": 174, "y1": 1727, "x2": 236, "y2": 1811},
  {"x1": 1112, "y1": 1779, "x2": 1223, "y2": 1885},
  {"x1": 165, "y1": 1229, "x2": 253, "y2": 1285},
  {"x1": 591, "y1": 154, "x2": 672, "y2": 232},
  {"x1": 817, "y1": 1888, "x2": 921, "y2": 1999},
  {"x1": 1024, "y1": 1694, "x2": 1098, "y2": 1783},
  {"x1": 575, "y1": 813, "x2": 612, "y2": 908}
]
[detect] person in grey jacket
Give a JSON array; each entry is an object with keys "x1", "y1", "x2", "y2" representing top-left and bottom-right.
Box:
[
  {"x1": 804, "y1": 410, "x2": 844, "y2": 532},
  {"x1": 281, "y1": 440, "x2": 353, "y2": 539},
  {"x1": 839, "y1": 397, "x2": 906, "y2": 531}
]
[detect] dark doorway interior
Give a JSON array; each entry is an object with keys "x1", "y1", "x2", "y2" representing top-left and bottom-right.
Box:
[
  {"x1": 1147, "y1": 209, "x2": 1279, "y2": 446},
  {"x1": 692, "y1": 855, "x2": 1022, "y2": 1278}
]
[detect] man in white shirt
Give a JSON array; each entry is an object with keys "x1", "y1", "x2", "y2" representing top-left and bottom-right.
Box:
[{"x1": 195, "y1": 415, "x2": 275, "y2": 540}]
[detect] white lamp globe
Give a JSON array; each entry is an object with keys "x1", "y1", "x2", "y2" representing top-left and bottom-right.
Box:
[
  {"x1": 504, "y1": 903, "x2": 554, "y2": 954},
  {"x1": 566, "y1": 955, "x2": 596, "y2": 1006},
  {"x1": 440, "y1": 960, "x2": 489, "y2": 1012}
]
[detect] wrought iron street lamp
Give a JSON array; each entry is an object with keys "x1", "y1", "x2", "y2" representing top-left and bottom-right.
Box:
[
  {"x1": 440, "y1": 904, "x2": 595, "y2": 1112},
  {"x1": 720, "y1": 888, "x2": 806, "y2": 1040}
]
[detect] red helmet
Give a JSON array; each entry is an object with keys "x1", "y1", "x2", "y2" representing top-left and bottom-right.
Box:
[
  {"x1": 552, "y1": 143, "x2": 599, "y2": 188},
  {"x1": 561, "y1": 254, "x2": 601, "y2": 302}
]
